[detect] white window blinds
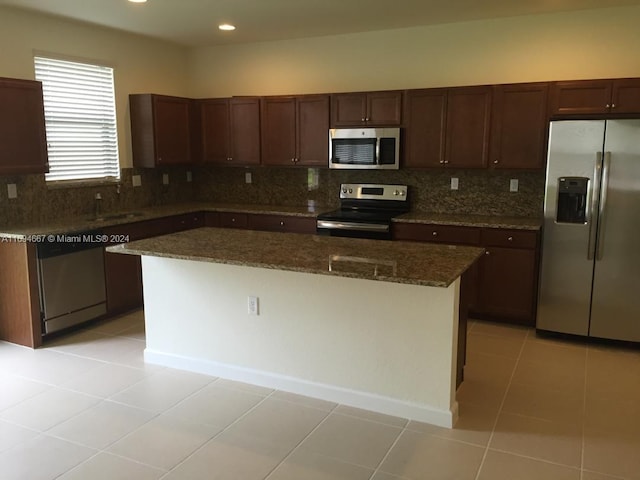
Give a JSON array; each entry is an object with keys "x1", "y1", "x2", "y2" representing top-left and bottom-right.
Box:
[{"x1": 34, "y1": 56, "x2": 120, "y2": 182}]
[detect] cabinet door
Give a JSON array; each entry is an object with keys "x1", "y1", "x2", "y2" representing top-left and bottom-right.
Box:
[
  {"x1": 331, "y1": 93, "x2": 367, "y2": 126},
  {"x1": 477, "y1": 247, "x2": 537, "y2": 324},
  {"x1": 0, "y1": 78, "x2": 49, "y2": 175},
  {"x1": 229, "y1": 97, "x2": 261, "y2": 165},
  {"x1": 367, "y1": 91, "x2": 402, "y2": 125},
  {"x1": 261, "y1": 97, "x2": 297, "y2": 166},
  {"x1": 104, "y1": 251, "x2": 143, "y2": 314},
  {"x1": 201, "y1": 99, "x2": 230, "y2": 164},
  {"x1": 611, "y1": 78, "x2": 640, "y2": 114},
  {"x1": 549, "y1": 80, "x2": 612, "y2": 116},
  {"x1": 403, "y1": 89, "x2": 447, "y2": 168},
  {"x1": 296, "y1": 95, "x2": 330, "y2": 166},
  {"x1": 171, "y1": 212, "x2": 204, "y2": 231},
  {"x1": 445, "y1": 86, "x2": 491, "y2": 168},
  {"x1": 204, "y1": 212, "x2": 220, "y2": 227},
  {"x1": 490, "y1": 83, "x2": 549, "y2": 169},
  {"x1": 153, "y1": 96, "x2": 192, "y2": 165}
]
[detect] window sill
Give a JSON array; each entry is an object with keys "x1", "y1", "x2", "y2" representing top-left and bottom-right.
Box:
[{"x1": 46, "y1": 177, "x2": 121, "y2": 190}]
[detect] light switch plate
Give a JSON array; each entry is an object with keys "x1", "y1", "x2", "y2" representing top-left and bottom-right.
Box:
[
  {"x1": 132, "y1": 175, "x2": 142, "y2": 187},
  {"x1": 245, "y1": 172, "x2": 252, "y2": 184},
  {"x1": 450, "y1": 177, "x2": 459, "y2": 191},
  {"x1": 186, "y1": 171, "x2": 192, "y2": 182},
  {"x1": 7, "y1": 184, "x2": 17, "y2": 199},
  {"x1": 510, "y1": 179, "x2": 519, "y2": 192},
  {"x1": 162, "y1": 174, "x2": 169, "y2": 185}
]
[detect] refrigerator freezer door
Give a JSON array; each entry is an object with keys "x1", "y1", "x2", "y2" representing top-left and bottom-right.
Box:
[
  {"x1": 589, "y1": 119, "x2": 640, "y2": 342},
  {"x1": 537, "y1": 120, "x2": 605, "y2": 335}
]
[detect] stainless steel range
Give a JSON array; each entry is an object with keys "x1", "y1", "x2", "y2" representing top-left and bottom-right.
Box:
[{"x1": 316, "y1": 183, "x2": 409, "y2": 240}]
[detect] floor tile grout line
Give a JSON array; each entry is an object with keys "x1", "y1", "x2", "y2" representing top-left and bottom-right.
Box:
[
  {"x1": 472, "y1": 325, "x2": 529, "y2": 480},
  {"x1": 261, "y1": 402, "x2": 340, "y2": 480},
  {"x1": 157, "y1": 387, "x2": 282, "y2": 480},
  {"x1": 368, "y1": 420, "x2": 409, "y2": 480}
]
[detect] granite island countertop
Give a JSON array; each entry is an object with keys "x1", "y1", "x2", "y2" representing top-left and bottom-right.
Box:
[{"x1": 107, "y1": 227, "x2": 484, "y2": 288}]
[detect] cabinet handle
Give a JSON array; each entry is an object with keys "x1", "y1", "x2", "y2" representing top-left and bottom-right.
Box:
[
  {"x1": 280, "y1": 221, "x2": 284, "y2": 226},
  {"x1": 444, "y1": 160, "x2": 449, "y2": 164},
  {"x1": 231, "y1": 218, "x2": 236, "y2": 222},
  {"x1": 227, "y1": 157, "x2": 233, "y2": 161},
  {"x1": 365, "y1": 117, "x2": 370, "y2": 122},
  {"x1": 493, "y1": 160, "x2": 499, "y2": 164},
  {"x1": 485, "y1": 251, "x2": 490, "y2": 255},
  {"x1": 361, "y1": 117, "x2": 366, "y2": 122},
  {"x1": 611, "y1": 103, "x2": 616, "y2": 108},
  {"x1": 508, "y1": 236, "x2": 513, "y2": 242},
  {"x1": 439, "y1": 160, "x2": 444, "y2": 164},
  {"x1": 606, "y1": 104, "x2": 610, "y2": 108},
  {"x1": 291, "y1": 158, "x2": 295, "y2": 163},
  {"x1": 432, "y1": 231, "x2": 438, "y2": 237}
]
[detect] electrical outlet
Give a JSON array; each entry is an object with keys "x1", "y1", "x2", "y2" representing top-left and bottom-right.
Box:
[
  {"x1": 7, "y1": 184, "x2": 17, "y2": 199},
  {"x1": 132, "y1": 175, "x2": 142, "y2": 187},
  {"x1": 186, "y1": 171, "x2": 192, "y2": 182},
  {"x1": 162, "y1": 174, "x2": 169, "y2": 185},
  {"x1": 510, "y1": 179, "x2": 519, "y2": 192},
  {"x1": 245, "y1": 172, "x2": 252, "y2": 184},
  {"x1": 450, "y1": 177, "x2": 459, "y2": 191},
  {"x1": 248, "y1": 296, "x2": 259, "y2": 315}
]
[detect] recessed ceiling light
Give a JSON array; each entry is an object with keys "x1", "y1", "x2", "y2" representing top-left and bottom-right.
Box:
[
  {"x1": 128, "y1": 0, "x2": 147, "y2": 3},
  {"x1": 218, "y1": 24, "x2": 236, "y2": 31}
]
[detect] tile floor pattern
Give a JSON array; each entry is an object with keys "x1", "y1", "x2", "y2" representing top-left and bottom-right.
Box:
[{"x1": 1, "y1": 311, "x2": 640, "y2": 479}]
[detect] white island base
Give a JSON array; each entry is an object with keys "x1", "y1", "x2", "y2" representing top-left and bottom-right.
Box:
[{"x1": 141, "y1": 256, "x2": 460, "y2": 428}]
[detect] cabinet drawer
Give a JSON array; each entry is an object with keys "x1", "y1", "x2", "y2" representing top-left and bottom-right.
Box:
[
  {"x1": 172, "y1": 212, "x2": 204, "y2": 231},
  {"x1": 219, "y1": 212, "x2": 248, "y2": 229},
  {"x1": 481, "y1": 228, "x2": 538, "y2": 249},
  {"x1": 393, "y1": 223, "x2": 480, "y2": 245},
  {"x1": 248, "y1": 214, "x2": 316, "y2": 234}
]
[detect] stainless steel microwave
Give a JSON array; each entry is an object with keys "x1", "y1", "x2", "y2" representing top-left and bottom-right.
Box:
[{"x1": 329, "y1": 128, "x2": 400, "y2": 169}]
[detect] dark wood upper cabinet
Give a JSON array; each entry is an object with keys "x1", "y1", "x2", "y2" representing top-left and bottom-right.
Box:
[
  {"x1": 549, "y1": 80, "x2": 612, "y2": 116},
  {"x1": 403, "y1": 88, "x2": 447, "y2": 168},
  {"x1": 611, "y1": 78, "x2": 640, "y2": 114},
  {"x1": 200, "y1": 97, "x2": 261, "y2": 165},
  {"x1": 261, "y1": 95, "x2": 329, "y2": 167},
  {"x1": 490, "y1": 83, "x2": 549, "y2": 169},
  {"x1": 331, "y1": 91, "x2": 402, "y2": 126},
  {"x1": 444, "y1": 86, "x2": 492, "y2": 168},
  {"x1": 200, "y1": 98, "x2": 230, "y2": 164},
  {"x1": 0, "y1": 77, "x2": 49, "y2": 175},
  {"x1": 130, "y1": 94, "x2": 193, "y2": 167},
  {"x1": 296, "y1": 95, "x2": 330, "y2": 166},
  {"x1": 229, "y1": 97, "x2": 261, "y2": 165}
]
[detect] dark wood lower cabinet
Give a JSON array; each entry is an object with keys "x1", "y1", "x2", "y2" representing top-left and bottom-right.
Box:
[
  {"x1": 247, "y1": 214, "x2": 316, "y2": 234},
  {"x1": 104, "y1": 253, "x2": 143, "y2": 314}
]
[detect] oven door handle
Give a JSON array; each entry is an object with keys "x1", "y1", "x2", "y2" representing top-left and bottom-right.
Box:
[{"x1": 316, "y1": 220, "x2": 390, "y2": 233}]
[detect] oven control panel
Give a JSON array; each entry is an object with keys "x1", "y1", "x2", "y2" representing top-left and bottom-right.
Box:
[{"x1": 339, "y1": 184, "x2": 408, "y2": 202}]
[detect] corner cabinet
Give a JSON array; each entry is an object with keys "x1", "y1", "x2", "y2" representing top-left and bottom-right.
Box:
[
  {"x1": 261, "y1": 95, "x2": 329, "y2": 166},
  {"x1": 200, "y1": 97, "x2": 261, "y2": 166},
  {"x1": 489, "y1": 83, "x2": 549, "y2": 169},
  {"x1": 331, "y1": 91, "x2": 402, "y2": 127},
  {"x1": 0, "y1": 77, "x2": 49, "y2": 175},
  {"x1": 130, "y1": 94, "x2": 194, "y2": 167},
  {"x1": 549, "y1": 78, "x2": 640, "y2": 116}
]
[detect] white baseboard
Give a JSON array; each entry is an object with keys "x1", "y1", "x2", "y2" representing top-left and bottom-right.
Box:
[{"x1": 145, "y1": 348, "x2": 458, "y2": 428}]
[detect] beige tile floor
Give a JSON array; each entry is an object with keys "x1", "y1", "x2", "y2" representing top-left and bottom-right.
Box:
[{"x1": 1, "y1": 310, "x2": 639, "y2": 479}]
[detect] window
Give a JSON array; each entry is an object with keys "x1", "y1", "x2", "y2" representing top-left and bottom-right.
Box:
[{"x1": 34, "y1": 56, "x2": 120, "y2": 182}]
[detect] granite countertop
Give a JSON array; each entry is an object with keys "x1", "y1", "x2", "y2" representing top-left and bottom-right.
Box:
[
  {"x1": 393, "y1": 212, "x2": 541, "y2": 230},
  {"x1": 0, "y1": 202, "x2": 326, "y2": 239},
  {"x1": 108, "y1": 227, "x2": 484, "y2": 288},
  {"x1": 0, "y1": 200, "x2": 541, "y2": 239}
]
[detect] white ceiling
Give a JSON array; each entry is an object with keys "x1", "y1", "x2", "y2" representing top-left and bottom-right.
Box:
[{"x1": 2, "y1": 0, "x2": 640, "y2": 47}]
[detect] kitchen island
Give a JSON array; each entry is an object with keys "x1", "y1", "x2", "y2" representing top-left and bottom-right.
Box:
[{"x1": 108, "y1": 227, "x2": 483, "y2": 427}]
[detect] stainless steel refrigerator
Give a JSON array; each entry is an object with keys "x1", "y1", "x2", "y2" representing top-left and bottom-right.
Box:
[{"x1": 537, "y1": 119, "x2": 640, "y2": 342}]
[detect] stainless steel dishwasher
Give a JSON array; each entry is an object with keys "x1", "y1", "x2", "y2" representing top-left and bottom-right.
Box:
[{"x1": 37, "y1": 231, "x2": 107, "y2": 334}]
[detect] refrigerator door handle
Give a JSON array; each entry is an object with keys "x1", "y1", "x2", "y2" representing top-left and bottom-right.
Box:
[
  {"x1": 596, "y1": 152, "x2": 612, "y2": 260},
  {"x1": 587, "y1": 152, "x2": 603, "y2": 260}
]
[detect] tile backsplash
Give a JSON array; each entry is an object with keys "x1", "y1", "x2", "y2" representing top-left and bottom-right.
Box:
[
  {"x1": 195, "y1": 166, "x2": 545, "y2": 217},
  {"x1": 1, "y1": 165, "x2": 544, "y2": 226}
]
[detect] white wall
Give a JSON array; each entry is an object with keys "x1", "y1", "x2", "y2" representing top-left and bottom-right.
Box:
[
  {"x1": 0, "y1": 6, "x2": 190, "y2": 168},
  {"x1": 188, "y1": 5, "x2": 640, "y2": 97}
]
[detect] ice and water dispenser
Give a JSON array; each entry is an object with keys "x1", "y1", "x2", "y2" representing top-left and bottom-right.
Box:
[{"x1": 556, "y1": 177, "x2": 588, "y2": 224}]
